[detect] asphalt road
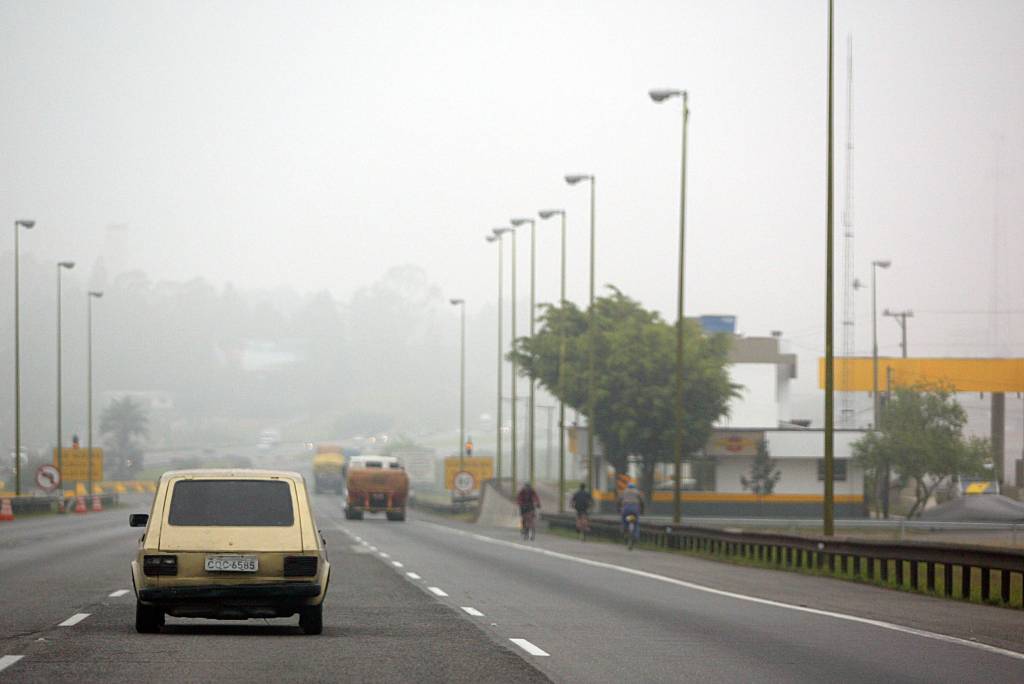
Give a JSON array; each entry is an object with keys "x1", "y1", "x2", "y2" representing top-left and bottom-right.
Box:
[{"x1": 2, "y1": 493, "x2": 1023, "y2": 682}]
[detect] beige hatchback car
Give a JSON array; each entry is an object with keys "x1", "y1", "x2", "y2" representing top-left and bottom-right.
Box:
[{"x1": 130, "y1": 469, "x2": 330, "y2": 634}]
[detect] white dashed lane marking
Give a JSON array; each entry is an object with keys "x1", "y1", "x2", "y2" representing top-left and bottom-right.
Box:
[
  {"x1": 379, "y1": 552, "x2": 390, "y2": 558},
  {"x1": 108, "y1": 589, "x2": 130, "y2": 598},
  {"x1": 428, "y1": 587, "x2": 448, "y2": 597},
  {"x1": 0, "y1": 656, "x2": 24, "y2": 674},
  {"x1": 392, "y1": 561, "x2": 404, "y2": 568},
  {"x1": 58, "y1": 613, "x2": 90, "y2": 627},
  {"x1": 406, "y1": 572, "x2": 421, "y2": 580},
  {"x1": 461, "y1": 607, "x2": 484, "y2": 616},
  {"x1": 510, "y1": 638, "x2": 550, "y2": 657}
]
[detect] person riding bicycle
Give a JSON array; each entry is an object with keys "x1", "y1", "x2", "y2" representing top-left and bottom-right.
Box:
[
  {"x1": 516, "y1": 482, "x2": 541, "y2": 540},
  {"x1": 617, "y1": 482, "x2": 644, "y2": 541},
  {"x1": 570, "y1": 483, "x2": 593, "y2": 538}
]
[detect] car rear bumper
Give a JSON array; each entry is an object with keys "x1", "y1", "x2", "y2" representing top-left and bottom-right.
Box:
[{"x1": 139, "y1": 582, "x2": 321, "y2": 603}]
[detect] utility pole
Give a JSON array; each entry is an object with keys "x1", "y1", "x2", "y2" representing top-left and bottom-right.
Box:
[
  {"x1": 883, "y1": 309, "x2": 913, "y2": 358},
  {"x1": 823, "y1": 0, "x2": 836, "y2": 537}
]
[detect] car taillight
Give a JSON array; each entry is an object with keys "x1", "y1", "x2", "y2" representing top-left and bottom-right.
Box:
[
  {"x1": 143, "y1": 555, "x2": 178, "y2": 576},
  {"x1": 284, "y1": 556, "x2": 318, "y2": 577}
]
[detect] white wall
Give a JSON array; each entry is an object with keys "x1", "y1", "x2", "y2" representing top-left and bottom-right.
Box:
[
  {"x1": 715, "y1": 455, "x2": 864, "y2": 496},
  {"x1": 719, "y1": 364, "x2": 779, "y2": 428}
]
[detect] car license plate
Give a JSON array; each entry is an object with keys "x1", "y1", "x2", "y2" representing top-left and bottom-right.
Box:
[{"x1": 205, "y1": 555, "x2": 258, "y2": 572}]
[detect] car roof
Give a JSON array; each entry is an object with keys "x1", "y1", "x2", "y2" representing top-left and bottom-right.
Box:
[{"x1": 159, "y1": 468, "x2": 304, "y2": 481}]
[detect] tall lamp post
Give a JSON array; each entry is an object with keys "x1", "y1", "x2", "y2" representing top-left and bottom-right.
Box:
[
  {"x1": 565, "y1": 173, "x2": 596, "y2": 496},
  {"x1": 506, "y1": 226, "x2": 519, "y2": 493},
  {"x1": 538, "y1": 208, "x2": 566, "y2": 512},
  {"x1": 87, "y1": 291, "x2": 103, "y2": 496},
  {"x1": 13, "y1": 219, "x2": 35, "y2": 495},
  {"x1": 871, "y1": 258, "x2": 891, "y2": 518},
  {"x1": 510, "y1": 217, "x2": 536, "y2": 486},
  {"x1": 450, "y1": 298, "x2": 466, "y2": 473},
  {"x1": 650, "y1": 87, "x2": 690, "y2": 524},
  {"x1": 493, "y1": 227, "x2": 516, "y2": 493},
  {"x1": 56, "y1": 260, "x2": 76, "y2": 501},
  {"x1": 824, "y1": 0, "x2": 836, "y2": 536}
]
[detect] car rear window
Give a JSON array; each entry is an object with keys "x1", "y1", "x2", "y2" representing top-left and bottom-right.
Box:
[{"x1": 167, "y1": 480, "x2": 294, "y2": 526}]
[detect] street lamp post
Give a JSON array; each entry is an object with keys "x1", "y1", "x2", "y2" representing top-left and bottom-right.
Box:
[
  {"x1": 87, "y1": 291, "x2": 103, "y2": 496},
  {"x1": 510, "y1": 217, "x2": 536, "y2": 486},
  {"x1": 565, "y1": 174, "x2": 596, "y2": 496},
  {"x1": 650, "y1": 87, "x2": 690, "y2": 525},
  {"x1": 508, "y1": 226, "x2": 519, "y2": 493},
  {"x1": 824, "y1": 0, "x2": 836, "y2": 536},
  {"x1": 871, "y1": 258, "x2": 892, "y2": 518},
  {"x1": 56, "y1": 260, "x2": 76, "y2": 502},
  {"x1": 538, "y1": 208, "x2": 566, "y2": 512},
  {"x1": 450, "y1": 298, "x2": 466, "y2": 474},
  {"x1": 493, "y1": 228, "x2": 516, "y2": 491},
  {"x1": 13, "y1": 219, "x2": 35, "y2": 495}
]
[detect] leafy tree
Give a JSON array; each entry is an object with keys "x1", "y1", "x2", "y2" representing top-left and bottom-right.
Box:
[
  {"x1": 100, "y1": 396, "x2": 149, "y2": 475},
  {"x1": 740, "y1": 439, "x2": 780, "y2": 496},
  {"x1": 511, "y1": 287, "x2": 737, "y2": 497},
  {"x1": 852, "y1": 386, "x2": 989, "y2": 518}
]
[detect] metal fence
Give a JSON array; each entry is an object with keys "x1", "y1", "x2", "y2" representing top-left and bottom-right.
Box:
[{"x1": 543, "y1": 513, "x2": 1024, "y2": 609}]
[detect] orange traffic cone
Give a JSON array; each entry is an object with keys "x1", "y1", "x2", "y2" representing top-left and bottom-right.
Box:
[
  {"x1": 91, "y1": 494, "x2": 103, "y2": 512},
  {"x1": 74, "y1": 495, "x2": 88, "y2": 514},
  {"x1": 0, "y1": 498, "x2": 14, "y2": 522}
]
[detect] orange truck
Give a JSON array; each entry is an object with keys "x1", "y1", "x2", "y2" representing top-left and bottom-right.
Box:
[{"x1": 344, "y1": 455, "x2": 408, "y2": 521}]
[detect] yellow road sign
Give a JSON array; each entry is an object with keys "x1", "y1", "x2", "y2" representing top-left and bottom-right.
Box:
[
  {"x1": 444, "y1": 456, "x2": 493, "y2": 491},
  {"x1": 53, "y1": 448, "x2": 103, "y2": 482}
]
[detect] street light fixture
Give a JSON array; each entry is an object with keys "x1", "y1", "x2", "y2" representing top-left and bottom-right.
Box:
[
  {"x1": 538, "y1": 208, "x2": 567, "y2": 513},
  {"x1": 12, "y1": 219, "x2": 35, "y2": 495},
  {"x1": 565, "y1": 173, "x2": 596, "y2": 496},
  {"x1": 56, "y1": 260, "x2": 75, "y2": 502},
  {"x1": 450, "y1": 298, "x2": 466, "y2": 475},
  {"x1": 649, "y1": 86, "x2": 690, "y2": 524},
  {"x1": 510, "y1": 217, "x2": 537, "y2": 486},
  {"x1": 87, "y1": 291, "x2": 103, "y2": 497},
  {"x1": 490, "y1": 227, "x2": 512, "y2": 488}
]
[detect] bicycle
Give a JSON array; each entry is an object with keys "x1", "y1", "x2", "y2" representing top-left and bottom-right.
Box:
[
  {"x1": 623, "y1": 512, "x2": 639, "y2": 550},
  {"x1": 520, "y1": 508, "x2": 536, "y2": 541},
  {"x1": 575, "y1": 511, "x2": 591, "y2": 541}
]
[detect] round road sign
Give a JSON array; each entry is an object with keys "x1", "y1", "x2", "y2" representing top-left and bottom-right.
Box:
[
  {"x1": 36, "y1": 464, "x2": 60, "y2": 492},
  {"x1": 453, "y1": 470, "x2": 476, "y2": 495}
]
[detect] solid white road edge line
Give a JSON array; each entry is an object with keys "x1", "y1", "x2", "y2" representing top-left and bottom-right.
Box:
[
  {"x1": 417, "y1": 521, "x2": 1024, "y2": 662},
  {"x1": 108, "y1": 589, "x2": 130, "y2": 598},
  {"x1": 58, "y1": 613, "x2": 90, "y2": 627},
  {"x1": 510, "y1": 638, "x2": 550, "y2": 656},
  {"x1": 428, "y1": 587, "x2": 448, "y2": 597},
  {"x1": 406, "y1": 572, "x2": 422, "y2": 580},
  {"x1": 0, "y1": 656, "x2": 24, "y2": 674},
  {"x1": 461, "y1": 606, "x2": 484, "y2": 617}
]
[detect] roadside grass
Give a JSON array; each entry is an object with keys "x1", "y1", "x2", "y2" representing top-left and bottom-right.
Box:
[{"x1": 544, "y1": 525, "x2": 1024, "y2": 610}]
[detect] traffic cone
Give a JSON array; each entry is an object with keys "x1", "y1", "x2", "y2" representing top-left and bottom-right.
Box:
[
  {"x1": 74, "y1": 495, "x2": 88, "y2": 514},
  {"x1": 91, "y1": 494, "x2": 103, "y2": 512},
  {"x1": 0, "y1": 498, "x2": 14, "y2": 522}
]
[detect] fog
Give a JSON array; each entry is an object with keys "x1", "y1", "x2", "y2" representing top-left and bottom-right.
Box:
[{"x1": 2, "y1": 1, "x2": 1023, "y2": 461}]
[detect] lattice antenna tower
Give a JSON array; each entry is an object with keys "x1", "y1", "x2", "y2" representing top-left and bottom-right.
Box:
[{"x1": 840, "y1": 35, "x2": 861, "y2": 427}]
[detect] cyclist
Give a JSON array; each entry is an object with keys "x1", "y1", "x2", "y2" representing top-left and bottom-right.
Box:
[
  {"x1": 570, "y1": 483, "x2": 593, "y2": 540},
  {"x1": 516, "y1": 482, "x2": 541, "y2": 541},
  {"x1": 617, "y1": 482, "x2": 644, "y2": 545}
]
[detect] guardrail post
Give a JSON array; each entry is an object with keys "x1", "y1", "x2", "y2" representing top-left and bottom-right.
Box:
[
  {"x1": 943, "y1": 563, "x2": 953, "y2": 597},
  {"x1": 880, "y1": 558, "x2": 889, "y2": 584},
  {"x1": 961, "y1": 566, "x2": 972, "y2": 600},
  {"x1": 981, "y1": 568, "x2": 991, "y2": 602},
  {"x1": 926, "y1": 562, "x2": 936, "y2": 593},
  {"x1": 895, "y1": 559, "x2": 904, "y2": 588},
  {"x1": 999, "y1": 571, "x2": 1011, "y2": 606}
]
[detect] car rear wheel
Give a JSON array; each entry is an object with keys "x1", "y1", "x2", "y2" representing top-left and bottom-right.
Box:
[
  {"x1": 299, "y1": 603, "x2": 323, "y2": 635},
  {"x1": 135, "y1": 601, "x2": 164, "y2": 633}
]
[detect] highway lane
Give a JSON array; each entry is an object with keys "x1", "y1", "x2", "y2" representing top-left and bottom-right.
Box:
[
  {"x1": 327, "y1": 501, "x2": 1024, "y2": 683},
  {"x1": 0, "y1": 497, "x2": 547, "y2": 683}
]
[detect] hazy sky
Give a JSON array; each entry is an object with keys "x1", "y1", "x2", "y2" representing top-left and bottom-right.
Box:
[{"x1": 3, "y1": 0, "x2": 1023, "y2": 400}]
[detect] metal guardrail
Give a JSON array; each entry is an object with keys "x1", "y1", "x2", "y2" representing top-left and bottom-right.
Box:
[
  {"x1": 2, "y1": 493, "x2": 120, "y2": 515},
  {"x1": 634, "y1": 515, "x2": 1024, "y2": 533},
  {"x1": 543, "y1": 513, "x2": 1024, "y2": 609}
]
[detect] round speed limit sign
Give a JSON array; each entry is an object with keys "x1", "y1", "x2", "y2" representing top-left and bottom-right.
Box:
[
  {"x1": 453, "y1": 470, "x2": 476, "y2": 495},
  {"x1": 36, "y1": 464, "x2": 61, "y2": 492}
]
